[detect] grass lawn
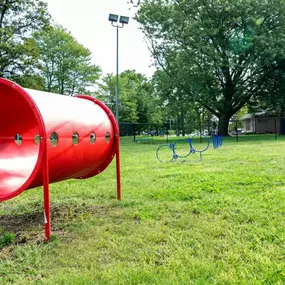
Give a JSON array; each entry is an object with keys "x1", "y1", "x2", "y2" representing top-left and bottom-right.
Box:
[{"x1": 1, "y1": 135, "x2": 285, "y2": 284}]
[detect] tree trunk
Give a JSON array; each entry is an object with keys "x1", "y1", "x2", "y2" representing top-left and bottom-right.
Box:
[{"x1": 218, "y1": 115, "x2": 231, "y2": 136}]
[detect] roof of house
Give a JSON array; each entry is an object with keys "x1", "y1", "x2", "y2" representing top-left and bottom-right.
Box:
[
  {"x1": 240, "y1": 109, "x2": 274, "y2": 120},
  {"x1": 240, "y1": 114, "x2": 253, "y2": 120}
]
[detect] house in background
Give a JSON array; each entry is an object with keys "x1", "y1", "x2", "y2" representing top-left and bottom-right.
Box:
[{"x1": 240, "y1": 110, "x2": 285, "y2": 134}]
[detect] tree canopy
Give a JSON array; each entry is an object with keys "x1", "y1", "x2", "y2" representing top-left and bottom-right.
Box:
[
  {"x1": 0, "y1": 0, "x2": 50, "y2": 78},
  {"x1": 33, "y1": 26, "x2": 101, "y2": 95},
  {"x1": 152, "y1": 69, "x2": 201, "y2": 135},
  {"x1": 97, "y1": 70, "x2": 161, "y2": 123},
  {"x1": 135, "y1": 0, "x2": 285, "y2": 135}
]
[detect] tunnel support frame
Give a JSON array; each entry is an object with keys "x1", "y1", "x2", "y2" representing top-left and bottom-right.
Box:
[
  {"x1": 42, "y1": 136, "x2": 51, "y2": 241},
  {"x1": 41, "y1": 96, "x2": 121, "y2": 241}
]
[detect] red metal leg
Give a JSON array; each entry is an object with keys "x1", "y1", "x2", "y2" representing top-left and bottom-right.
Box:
[
  {"x1": 115, "y1": 133, "x2": 121, "y2": 200},
  {"x1": 42, "y1": 139, "x2": 51, "y2": 241}
]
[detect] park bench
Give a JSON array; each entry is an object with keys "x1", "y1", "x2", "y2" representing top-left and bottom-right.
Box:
[{"x1": 135, "y1": 138, "x2": 153, "y2": 144}]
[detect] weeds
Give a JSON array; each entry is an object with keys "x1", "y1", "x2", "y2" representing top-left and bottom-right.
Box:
[{"x1": 0, "y1": 232, "x2": 15, "y2": 248}]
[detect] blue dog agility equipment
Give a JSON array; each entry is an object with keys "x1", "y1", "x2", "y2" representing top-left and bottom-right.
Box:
[
  {"x1": 156, "y1": 135, "x2": 210, "y2": 162},
  {"x1": 212, "y1": 135, "x2": 223, "y2": 149}
]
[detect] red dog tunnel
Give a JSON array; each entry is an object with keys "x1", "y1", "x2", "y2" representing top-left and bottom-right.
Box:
[{"x1": 0, "y1": 78, "x2": 121, "y2": 239}]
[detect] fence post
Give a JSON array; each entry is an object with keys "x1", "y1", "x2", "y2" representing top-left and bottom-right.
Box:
[
  {"x1": 275, "y1": 118, "x2": 277, "y2": 140},
  {"x1": 166, "y1": 128, "x2": 169, "y2": 144},
  {"x1": 157, "y1": 125, "x2": 159, "y2": 138},
  {"x1": 200, "y1": 122, "x2": 202, "y2": 143},
  {"x1": 208, "y1": 119, "x2": 210, "y2": 135},
  {"x1": 235, "y1": 120, "x2": 239, "y2": 142},
  {"x1": 133, "y1": 123, "x2": 136, "y2": 143}
]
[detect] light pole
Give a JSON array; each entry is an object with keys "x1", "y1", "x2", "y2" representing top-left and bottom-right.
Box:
[{"x1": 108, "y1": 14, "x2": 129, "y2": 122}]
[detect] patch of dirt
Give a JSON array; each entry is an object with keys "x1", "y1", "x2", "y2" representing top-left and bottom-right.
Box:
[{"x1": 0, "y1": 203, "x2": 114, "y2": 245}]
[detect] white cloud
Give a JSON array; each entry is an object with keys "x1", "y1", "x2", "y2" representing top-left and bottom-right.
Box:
[{"x1": 44, "y1": 0, "x2": 156, "y2": 78}]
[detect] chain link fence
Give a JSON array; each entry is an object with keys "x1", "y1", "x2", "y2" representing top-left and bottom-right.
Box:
[{"x1": 119, "y1": 117, "x2": 285, "y2": 144}]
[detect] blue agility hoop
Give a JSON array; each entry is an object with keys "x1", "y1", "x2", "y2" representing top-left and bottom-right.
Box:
[
  {"x1": 173, "y1": 139, "x2": 192, "y2": 158},
  {"x1": 190, "y1": 134, "x2": 210, "y2": 153},
  {"x1": 156, "y1": 135, "x2": 211, "y2": 162},
  {"x1": 156, "y1": 144, "x2": 175, "y2": 162}
]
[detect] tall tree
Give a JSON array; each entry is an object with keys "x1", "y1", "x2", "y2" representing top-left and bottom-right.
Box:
[
  {"x1": 152, "y1": 69, "x2": 199, "y2": 135},
  {"x1": 12, "y1": 73, "x2": 45, "y2": 90},
  {"x1": 34, "y1": 26, "x2": 101, "y2": 95},
  {"x1": 98, "y1": 70, "x2": 161, "y2": 123},
  {"x1": 256, "y1": 58, "x2": 285, "y2": 116},
  {"x1": 0, "y1": 0, "x2": 50, "y2": 78},
  {"x1": 98, "y1": 72, "x2": 138, "y2": 122},
  {"x1": 121, "y1": 70, "x2": 161, "y2": 124},
  {"x1": 135, "y1": 0, "x2": 285, "y2": 135}
]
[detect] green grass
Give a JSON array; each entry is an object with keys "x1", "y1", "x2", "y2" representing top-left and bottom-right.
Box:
[{"x1": 1, "y1": 136, "x2": 285, "y2": 284}]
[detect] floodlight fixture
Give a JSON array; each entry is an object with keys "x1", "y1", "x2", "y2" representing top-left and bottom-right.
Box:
[
  {"x1": 108, "y1": 14, "x2": 130, "y2": 122},
  {"x1": 109, "y1": 14, "x2": 119, "y2": 22},
  {"x1": 119, "y1": 16, "x2": 129, "y2": 25}
]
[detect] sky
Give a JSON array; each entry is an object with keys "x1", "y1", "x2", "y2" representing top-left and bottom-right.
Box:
[{"x1": 44, "y1": 0, "x2": 156, "y2": 78}]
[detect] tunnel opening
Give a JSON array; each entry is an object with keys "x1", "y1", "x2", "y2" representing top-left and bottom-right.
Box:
[{"x1": 0, "y1": 80, "x2": 44, "y2": 201}]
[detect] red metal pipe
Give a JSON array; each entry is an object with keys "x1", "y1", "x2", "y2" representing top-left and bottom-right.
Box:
[
  {"x1": 115, "y1": 136, "x2": 121, "y2": 200},
  {"x1": 42, "y1": 140, "x2": 51, "y2": 241}
]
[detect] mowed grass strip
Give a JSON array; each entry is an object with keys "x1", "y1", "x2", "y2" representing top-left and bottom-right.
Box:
[{"x1": 1, "y1": 136, "x2": 285, "y2": 284}]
